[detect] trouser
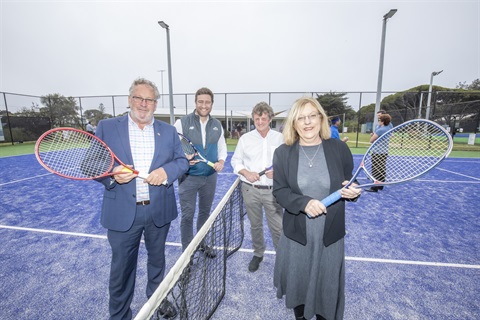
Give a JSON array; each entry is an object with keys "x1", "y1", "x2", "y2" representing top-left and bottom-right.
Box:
[
  {"x1": 241, "y1": 182, "x2": 283, "y2": 257},
  {"x1": 178, "y1": 173, "x2": 217, "y2": 251},
  {"x1": 107, "y1": 206, "x2": 170, "y2": 320},
  {"x1": 371, "y1": 153, "x2": 387, "y2": 190}
]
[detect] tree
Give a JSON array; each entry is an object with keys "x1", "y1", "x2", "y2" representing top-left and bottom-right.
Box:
[
  {"x1": 437, "y1": 79, "x2": 480, "y2": 131},
  {"x1": 83, "y1": 103, "x2": 113, "y2": 125},
  {"x1": 315, "y1": 92, "x2": 356, "y2": 120},
  {"x1": 40, "y1": 94, "x2": 81, "y2": 127},
  {"x1": 357, "y1": 103, "x2": 376, "y2": 124},
  {"x1": 456, "y1": 79, "x2": 480, "y2": 90},
  {"x1": 358, "y1": 79, "x2": 480, "y2": 132},
  {"x1": 16, "y1": 102, "x2": 40, "y2": 117}
]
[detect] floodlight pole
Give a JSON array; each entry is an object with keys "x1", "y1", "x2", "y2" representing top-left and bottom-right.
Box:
[
  {"x1": 157, "y1": 69, "x2": 166, "y2": 108},
  {"x1": 158, "y1": 21, "x2": 175, "y2": 124},
  {"x1": 373, "y1": 9, "x2": 397, "y2": 130},
  {"x1": 425, "y1": 70, "x2": 443, "y2": 120}
]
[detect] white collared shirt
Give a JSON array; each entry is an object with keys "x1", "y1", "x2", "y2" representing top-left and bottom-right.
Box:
[{"x1": 231, "y1": 128, "x2": 284, "y2": 186}]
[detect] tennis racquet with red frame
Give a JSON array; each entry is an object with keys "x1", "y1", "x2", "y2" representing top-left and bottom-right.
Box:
[
  {"x1": 35, "y1": 127, "x2": 147, "y2": 180},
  {"x1": 178, "y1": 133, "x2": 215, "y2": 168},
  {"x1": 320, "y1": 119, "x2": 453, "y2": 207}
]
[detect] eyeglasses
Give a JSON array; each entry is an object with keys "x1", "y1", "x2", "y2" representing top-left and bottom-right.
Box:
[
  {"x1": 297, "y1": 113, "x2": 320, "y2": 124},
  {"x1": 131, "y1": 96, "x2": 157, "y2": 105}
]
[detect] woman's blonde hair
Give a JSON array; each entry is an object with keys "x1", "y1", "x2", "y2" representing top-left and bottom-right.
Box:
[{"x1": 282, "y1": 97, "x2": 331, "y2": 145}]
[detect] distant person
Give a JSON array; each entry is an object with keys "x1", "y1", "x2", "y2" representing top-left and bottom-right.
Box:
[
  {"x1": 86, "y1": 121, "x2": 95, "y2": 135},
  {"x1": 231, "y1": 102, "x2": 284, "y2": 272},
  {"x1": 174, "y1": 87, "x2": 228, "y2": 256},
  {"x1": 236, "y1": 124, "x2": 242, "y2": 138},
  {"x1": 94, "y1": 78, "x2": 189, "y2": 320},
  {"x1": 330, "y1": 117, "x2": 349, "y2": 142},
  {"x1": 366, "y1": 113, "x2": 392, "y2": 192},
  {"x1": 272, "y1": 97, "x2": 361, "y2": 320},
  {"x1": 232, "y1": 124, "x2": 240, "y2": 139},
  {"x1": 372, "y1": 109, "x2": 393, "y2": 135}
]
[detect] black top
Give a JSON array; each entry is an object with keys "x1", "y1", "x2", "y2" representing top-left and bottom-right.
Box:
[{"x1": 272, "y1": 138, "x2": 357, "y2": 247}]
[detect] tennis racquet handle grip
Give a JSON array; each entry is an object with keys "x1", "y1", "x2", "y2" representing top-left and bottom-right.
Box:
[
  {"x1": 123, "y1": 168, "x2": 166, "y2": 185},
  {"x1": 121, "y1": 167, "x2": 146, "y2": 179},
  {"x1": 258, "y1": 166, "x2": 273, "y2": 176},
  {"x1": 320, "y1": 190, "x2": 342, "y2": 207},
  {"x1": 134, "y1": 170, "x2": 148, "y2": 180},
  {"x1": 306, "y1": 190, "x2": 342, "y2": 218},
  {"x1": 206, "y1": 160, "x2": 215, "y2": 168}
]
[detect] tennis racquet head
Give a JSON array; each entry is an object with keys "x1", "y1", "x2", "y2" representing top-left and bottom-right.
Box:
[
  {"x1": 35, "y1": 127, "x2": 141, "y2": 180},
  {"x1": 320, "y1": 119, "x2": 453, "y2": 208},
  {"x1": 178, "y1": 133, "x2": 215, "y2": 168},
  {"x1": 359, "y1": 119, "x2": 453, "y2": 186}
]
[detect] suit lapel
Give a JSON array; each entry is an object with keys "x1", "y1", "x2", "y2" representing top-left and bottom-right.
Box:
[
  {"x1": 149, "y1": 120, "x2": 163, "y2": 172},
  {"x1": 115, "y1": 115, "x2": 134, "y2": 165},
  {"x1": 289, "y1": 141, "x2": 301, "y2": 194}
]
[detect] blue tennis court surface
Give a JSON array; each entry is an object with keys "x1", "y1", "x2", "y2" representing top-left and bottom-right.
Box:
[{"x1": 0, "y1": 153, "x2": 479, "y2": 319}]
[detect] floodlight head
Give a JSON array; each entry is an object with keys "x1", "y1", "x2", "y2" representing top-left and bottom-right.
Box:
[
  {"x1": 432, "y1": 70, "x2": 443, "y2": 76},
  {"x1": 158, "y1": 21, "x2": 169, "y2": 29},
  {"x1": 384, "y1": 9, "x2": 397, "y2": 19}
]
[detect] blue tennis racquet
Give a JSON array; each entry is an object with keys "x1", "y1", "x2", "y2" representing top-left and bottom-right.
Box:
[{"x1": 320, "y1": 119, "x2": 453, "y2": 207}]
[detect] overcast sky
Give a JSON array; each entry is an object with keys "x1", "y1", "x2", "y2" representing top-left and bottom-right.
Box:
[{"x1": 1, "y1": 0, "x2": 479, "y2": 107}]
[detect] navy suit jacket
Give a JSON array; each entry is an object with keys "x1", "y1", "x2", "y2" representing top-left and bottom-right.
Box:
[{"x1": 95, "y1": 115, "x2": 189, "y2": 231}]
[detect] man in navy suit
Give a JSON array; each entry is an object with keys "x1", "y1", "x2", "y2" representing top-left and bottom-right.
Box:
[{"x1": 95, "y1": 78, "x2": 189, "y2": 320}]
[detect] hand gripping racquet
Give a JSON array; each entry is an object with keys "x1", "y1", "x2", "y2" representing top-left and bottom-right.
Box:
[
  {"x1": 178, "y1": 133, "x2": 215, "y2": 168},
  {"x1": 320, "y1": 119, "x2": 453, "y2": 207},
  {"x1": 35, "y1": 127, "x2": 148, "y2": 180},
  {"x1": 258, "y1": 165, "x2": 273, "y2": 176}
]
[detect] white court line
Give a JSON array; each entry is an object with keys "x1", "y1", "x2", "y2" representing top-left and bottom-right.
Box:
[
  {"x1": 0, "y1": 224, "x2": 181, "y2": 247},
  {"x1": 436, "y1": 167, "x2": 480, "y2": 181},
  {"x1": 445, "y1": 158, "x2": 480, "y2": 164},
  {"x1": 403, "y1": 179, "x2": 479, "y2": 184},
  {"x1": 344, "y1": 256, "x2": 480, "y2": 269},
  {"x1": 0, "y1": 172, "x2": 237, "y2": 187},
  {"x1": 1, "y1": 224, "x2": 478, "y2": 269},
  {"x1": 0, "y1": 224, "x2": 108, "y2": 239},
  {"x1": 0, "y1": 173, "x2": 54, "y2": 187},
  {"x1": 355, "y1": 177, "x2": 480, "y2": 184},
  {"x1": 231, "y1": 248, "x2": 480, "y2": 269}
]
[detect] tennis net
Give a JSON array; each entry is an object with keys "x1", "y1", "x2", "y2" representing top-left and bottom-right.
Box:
[{"x1": 134, "y1": 177, "x2": 245, "y2": 320}]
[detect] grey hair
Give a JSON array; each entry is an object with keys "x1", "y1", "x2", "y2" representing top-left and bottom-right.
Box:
[
  {"x1": 129, "y1": 78, "x2": 160, "y2": 99},
  {"x1": 252, "y1": 101, "x2": 275, "y2": 119}
]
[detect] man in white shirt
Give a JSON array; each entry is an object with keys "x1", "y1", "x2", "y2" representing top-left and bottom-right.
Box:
[
  {"x1": 231, "y1": 102, "x2": 284, "y2": 272},
  {"x1": 86, "y1": 121, "x2": 95, "y2": 135}
]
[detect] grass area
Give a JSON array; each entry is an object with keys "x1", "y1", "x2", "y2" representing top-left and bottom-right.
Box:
[
  {"x1": 2, "y1": 136, "x2": 479, "y2": 158},
  {"x1": 229, "y1": 134, "x2": 480, "y2": 158},
  {"x1": 0, "y1": 142, "x2": 36, "y2": 157}
]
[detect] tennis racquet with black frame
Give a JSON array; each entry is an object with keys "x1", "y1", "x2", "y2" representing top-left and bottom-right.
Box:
[
  {"x1": 320, "y1": 119, "x2": 453, "y2": 207},
  {"x1": 178, "y1": 133, "x2": 215, "y2": 168},
  {"x1": 258, "y1": 165, "x2": 273, "y2": 176},
  {"x1": 35, "y1": 127, "x2": 148, "y2": 180}
]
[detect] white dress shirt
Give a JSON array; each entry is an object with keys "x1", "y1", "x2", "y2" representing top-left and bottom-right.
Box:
[
  {"x1": 231, "y1": 128, "x2": 284, "y2": 186},
  {"x1": 128, "y1": 114, "x2": 155, "y2": 201}
]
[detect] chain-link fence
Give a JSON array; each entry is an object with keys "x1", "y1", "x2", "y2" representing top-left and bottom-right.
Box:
[{"x1": 1, "y1": 90, "x2": 479, "y2": 146}]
